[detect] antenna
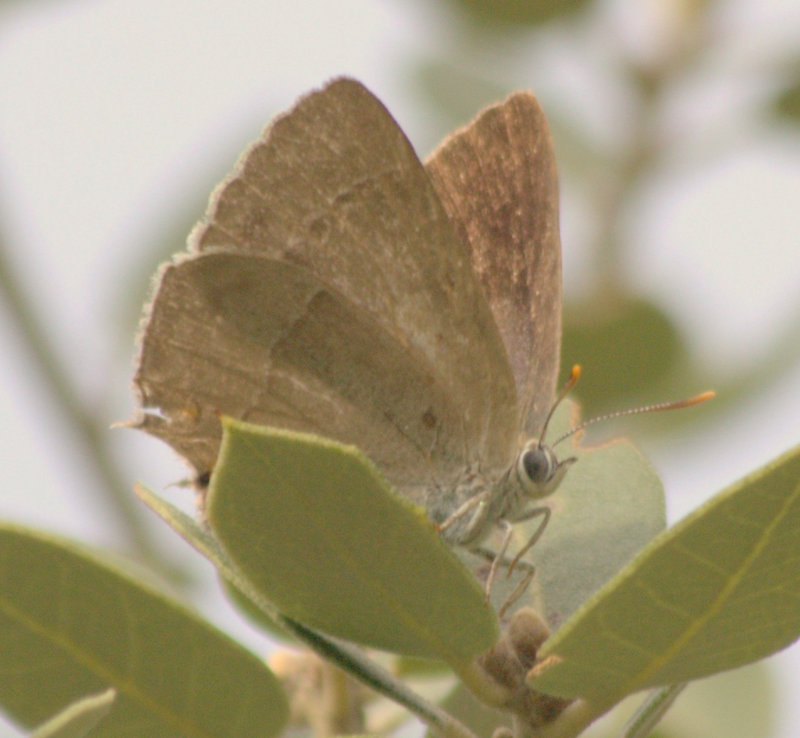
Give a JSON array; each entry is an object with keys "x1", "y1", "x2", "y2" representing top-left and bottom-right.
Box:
[
  {"x1": 546, "y1": 365, "x2": 714, "y2": 448},
  {"x1": 538, "y1": 364, "x2": 582, "y2": 445}
]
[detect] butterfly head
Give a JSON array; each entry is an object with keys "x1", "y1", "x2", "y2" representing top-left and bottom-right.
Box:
[
  {"x1": 512, "y1": 364, "x2": 714, "y2": 503},
  {"x1": 511, "y1": 364, "x2": 582, "y2": 501},
  {"x1": 515, "y1": 440, "x2": 574, "y2": 500}
]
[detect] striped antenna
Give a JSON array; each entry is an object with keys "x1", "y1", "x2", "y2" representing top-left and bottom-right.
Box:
[{"x1": 546, "y1": 365, "x2": 714, "y2": 448}]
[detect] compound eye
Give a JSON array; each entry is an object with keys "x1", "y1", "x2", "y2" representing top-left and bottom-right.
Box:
[{"x1": 518, "y1": 446, "x2": 556, "y2": 487}]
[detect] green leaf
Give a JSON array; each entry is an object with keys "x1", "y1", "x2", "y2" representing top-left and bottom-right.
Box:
[
  {"x1": 31, "y1": 689, "x2": 116, "y2": 738},
  {"x1": 135, "y1": 485, "x2": 474, "y2": 737},
  {"x1": 528, "y1": 443, "x2": 800, "y2": 709},
  {"x1": 449, "y1": 401, "x2": 667, "y2": 625},
  {"x1": 0, "y1": 524, "x2": 288, "y2": 737},
  {"x1": 528, "y1": 430, "x2": 666, "y2": 628},
  {"x1": 206, "y1": 417, "x2": 498, "y2": 662},
  {"x1": 133, "y1": 483, "x2": 288, "y2": 638}
]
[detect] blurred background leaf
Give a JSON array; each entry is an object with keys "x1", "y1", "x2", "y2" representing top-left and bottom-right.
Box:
[
  {"x1": 581, "y1": 661, "x2": 776, "y2": 738},
  {"x1": 773, "y1": 72, "x2": 800, "y2": 123},
  {"x1": 436, "y1": 0, "x2": 591, "y2": 27}
]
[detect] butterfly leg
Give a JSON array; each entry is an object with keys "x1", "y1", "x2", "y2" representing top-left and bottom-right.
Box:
[
  {"x1": 507, "y1": 505, "x2": 551, "y2": 577},
  {"x1": 471, "y1": 506, "x2": 551, "y2": 614},
  {"x1": 473, "y1": 531, "x2": 537, "y2": 617},
  {"x1": 498, "y1": 566, "x2": 535, "y2": 618},
  {"x1": 484, "y1": 520, "x2": 513, "y2": 605},
  {"x1": 437, "y1": 489, "x2": 492, "y2": 541}
]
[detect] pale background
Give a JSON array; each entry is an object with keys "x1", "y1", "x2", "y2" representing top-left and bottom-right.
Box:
[{"x1": 1, "y1": 1, "x2": 799, "y2": 735}]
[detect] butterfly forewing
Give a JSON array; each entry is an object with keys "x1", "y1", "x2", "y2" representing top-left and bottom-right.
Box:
[
  {"x1": 425, "y1": 92, "x2": 562, "y2": 436},
  {"x1": 136, "y1": 250, "x2": 482, "y2": 491},
  {"x1": 134, "y1": 78, "x2": 520, "y2": 492}
]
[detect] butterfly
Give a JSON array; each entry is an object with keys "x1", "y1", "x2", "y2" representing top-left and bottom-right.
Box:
[{"x1": 133, "y1": 77, "x2": 568, "y2": 594}]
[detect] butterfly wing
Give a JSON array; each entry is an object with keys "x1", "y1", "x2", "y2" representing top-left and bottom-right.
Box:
[
  {"x1": 133, "y1": 78, "x2": 518, "y2": 491},
  {"x1": 425, "y1": 92, "x2": 562, "y2": 436},
  {"x1": 135, "y1": 249, "x2": 483, "y2": 491}
]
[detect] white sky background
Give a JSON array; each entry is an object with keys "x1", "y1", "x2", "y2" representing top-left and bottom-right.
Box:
[{"x1": 1, "y1": 1, "x2": 799, "y2": 735}]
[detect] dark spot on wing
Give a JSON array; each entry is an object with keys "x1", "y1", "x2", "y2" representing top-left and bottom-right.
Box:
[{"x1": 422, "y1": 408, "x2": 437, "y2": 429}]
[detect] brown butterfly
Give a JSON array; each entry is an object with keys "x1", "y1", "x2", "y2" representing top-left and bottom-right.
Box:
[{"x1": 133, "y1": 78, "x2": 568, "y2": 589}]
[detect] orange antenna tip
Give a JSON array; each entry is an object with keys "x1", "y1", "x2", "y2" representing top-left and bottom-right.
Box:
[
  {"x1": 692, "y1": 389, "x2": 715, "y2": 403},
  {"x1": 644, "y1": 390, "x2": 717, "y2": 412},
  {"x1": 537, "y1": 365, "x2": 582, "y2": 444},
  {"x1": 562, "y1": 364, "x2": 581, "y2": 395}
]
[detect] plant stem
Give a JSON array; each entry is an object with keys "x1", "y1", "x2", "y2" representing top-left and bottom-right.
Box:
[
  {"x1": 284, "y1": 619, "x2": 479, "y2": 738},
  {"x1": 620, "y1": 683, "x2": 687, "y2": 738}
]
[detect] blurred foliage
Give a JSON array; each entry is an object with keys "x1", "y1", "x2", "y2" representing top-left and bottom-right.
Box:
[
  {"x1": 581, "y1": 661, "x2": 775, "y2": 738},
  {"x1": 437, "y1": 0, "x2": 590, "y2": 27},
  {"x1": 560, "y1": 296, "x2": 685, "y2": 415},
  {"x1": 412, "y1": 0, "x2": 800, "y2": 441},
  {"x1": 774, "y1": 74, "x2": 800, "y2": 123}
]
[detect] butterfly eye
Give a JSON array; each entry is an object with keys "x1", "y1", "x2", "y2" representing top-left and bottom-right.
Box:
[{"x1": 517, "y1": 445, "x2": 558, "y2": 489}]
